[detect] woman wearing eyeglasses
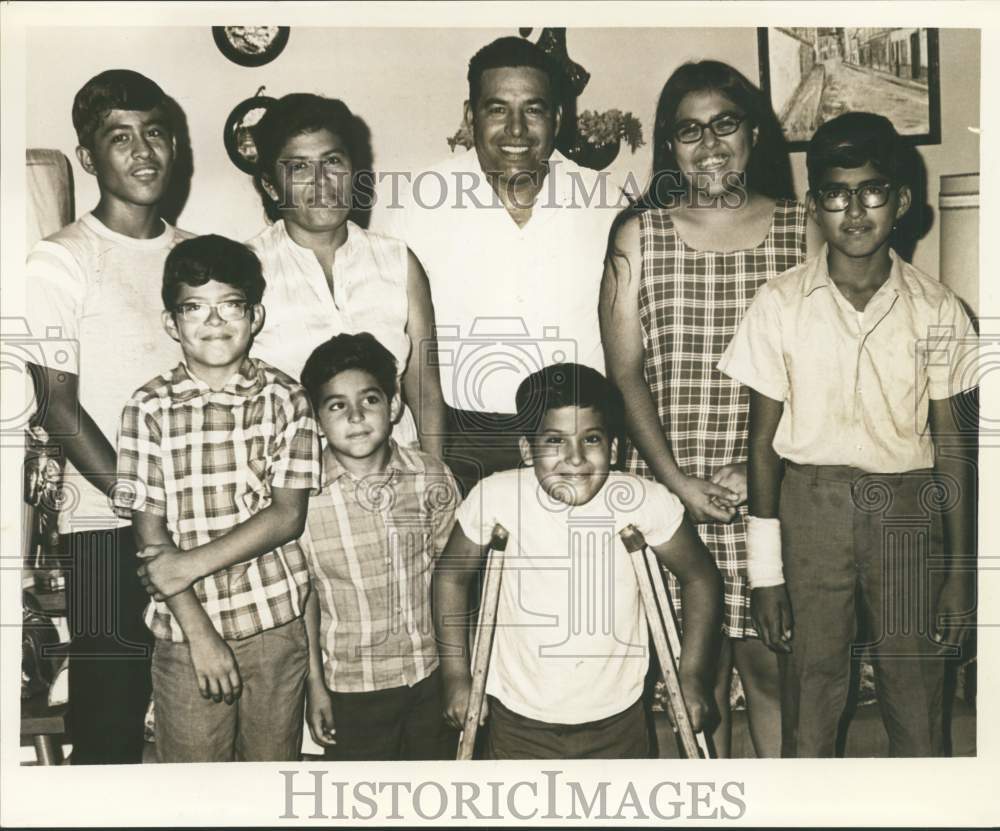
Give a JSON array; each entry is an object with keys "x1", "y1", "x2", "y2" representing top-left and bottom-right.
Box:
[{"x1": 600, "y1": 60, "x2": 820, "y2": 758}]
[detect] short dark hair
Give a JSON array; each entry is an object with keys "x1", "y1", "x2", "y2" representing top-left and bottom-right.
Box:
[
  {"x1": 514, "y1": 363, "x2": 623, "y2": 436},
  {"x1": 253, "y1": 93, "x2": 358, "y2": 222},
  {"x1": 300, "y1": 332, "x2": 398, "y2": 408},
  {"x1": 72, "y1": 69, "x2": 168, "y2": 149},
  {"x1": 467, "y1": 36, "x2": 562, "y2": 110},
  {"x1": 161, "y1": 235, "x2": 265, "y2": 310},
  {"x1": 807, "y1": 111, "x2": 908, "y2": 193}
]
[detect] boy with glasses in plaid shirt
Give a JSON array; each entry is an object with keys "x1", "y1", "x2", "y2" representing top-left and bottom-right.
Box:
[
  {"x1": 297, "y1": 332, "x2": 461, "y2": 760},
  {"x1": 719, "y1": 113, "x2": 977, "y2": 756},
  {"x1": 114, "y1": 234, "x2": 322, "y2": 762}
]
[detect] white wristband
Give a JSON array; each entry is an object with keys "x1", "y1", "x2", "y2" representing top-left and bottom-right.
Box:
[{"x1": 746, "y1": 516, "x2": 784, "y2": 588}]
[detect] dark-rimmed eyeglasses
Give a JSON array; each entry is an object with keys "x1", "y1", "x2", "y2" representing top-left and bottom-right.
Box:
[
  {"x1": 174, "y1": 301, "x2": 250, "y2": 323},
  {"x1": 672, "y1": 113, "x2": 747, "y2": 144},
  {"x1": 815, "y1": 182, "x2": 893, "y2": 212}
]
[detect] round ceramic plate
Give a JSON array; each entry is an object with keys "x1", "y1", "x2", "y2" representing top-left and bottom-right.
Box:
[{"x1": 213, "y1": 26, "x2": 289, "y2": 67}]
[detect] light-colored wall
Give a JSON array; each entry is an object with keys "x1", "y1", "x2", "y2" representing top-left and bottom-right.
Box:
[{"x1": 26, "y1": 26, "x2": 979, "y2": 277}]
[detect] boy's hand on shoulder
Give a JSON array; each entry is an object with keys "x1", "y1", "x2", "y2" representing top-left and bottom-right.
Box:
[
  {"x1": 679, "y1": 670, "x2": 714, "y2": 735},
  {"x1": 442, "y1": 674, "x2": 486, "y2": 732},
  {"x1": 187, "y1": 630, "x2": 242, "y2": 705},
  {"x1": 710, "y1": 463, "x2": 747, "y2": 507},
  {"x1": 751, "y1": 585, "x2": 793, "y2": 653},
  {"x1": 138, "y1": 544, "x2": 198, "y2": 600},
  {"x1": 932, "y1": 574, "x2": 976, "y2": 655},
  {"x1": 675, "y1": 476, "x2": 738, "y2": 524},
  {"x1": 305, "y1": 675, "x2": 337, "y2": 747}
]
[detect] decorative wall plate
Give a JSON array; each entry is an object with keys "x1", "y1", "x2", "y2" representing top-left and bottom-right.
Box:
[
  {"x1": 224, "y1": 90, "x2": 277, "y2": 174},
  {"x1": 213, "y1": 26, "x2": 289, "y2": 67}
]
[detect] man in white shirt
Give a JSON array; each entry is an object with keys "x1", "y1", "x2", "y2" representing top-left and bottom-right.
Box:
[
  {"x1": 392, "y1": 37, "x2": 619, "y2": 492},
  {"x1": 26, "y1": 70, "x2": 191, "y2": 764}
]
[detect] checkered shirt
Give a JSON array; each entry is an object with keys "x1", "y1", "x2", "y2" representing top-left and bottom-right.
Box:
[
  {"x1": 301, "y1": 441, "x2": 460, "y2": 692},
  {"x1": 625, "y1": 200, "x2": 807, "y2": 637},
  {"x1": 115, "y1": 357, "x2": 322, "y2": 642}
]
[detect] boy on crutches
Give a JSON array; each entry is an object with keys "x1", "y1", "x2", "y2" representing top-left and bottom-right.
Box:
[{"x1": 433, "y1": 363, "x2": 721, "y2": 759}]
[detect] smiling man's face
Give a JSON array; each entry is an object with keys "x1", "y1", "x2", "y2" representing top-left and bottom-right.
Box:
[
  {"x1": 77, "y1": 105, "x2": 175, "y2": 210},
  {"x1": 465, "y1": 65, "x2": 561, "y2": 191}
]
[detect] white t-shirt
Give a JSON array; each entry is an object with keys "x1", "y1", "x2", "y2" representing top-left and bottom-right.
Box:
[
  {"x1": 25, "y1": 213, "x2": 190, "y2": 532},
  {"x1": 389, "y1": 150, "x2": 621, "y2": 414},
  {"x1": 456, "y1": 467, "x2": 685, "y2": 724}
]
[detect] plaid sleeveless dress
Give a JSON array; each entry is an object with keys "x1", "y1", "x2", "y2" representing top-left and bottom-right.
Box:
[{"x1": 626, "y1": 199, "x2": 807, "y2": 638}]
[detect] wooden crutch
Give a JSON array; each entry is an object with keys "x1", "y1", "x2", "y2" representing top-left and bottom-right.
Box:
[
  {"x1": 456, "y1": 523, "x2": 509, "y2": 760},
  {"x1": 619, "y1": 524, "x2": 713, "y2": 759}
]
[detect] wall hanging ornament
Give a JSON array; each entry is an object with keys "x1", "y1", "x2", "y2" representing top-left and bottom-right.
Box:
[
  {"x1": 213, "y1": 26, "x2": 290, "y2": 67},
  {"x1": 224, "y1": 87, "x2": 277, "y2": 174}
]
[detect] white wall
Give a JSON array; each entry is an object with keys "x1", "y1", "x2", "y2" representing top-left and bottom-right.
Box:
[{"x1": 26, "y1": 26, "x2": 979, "y2": 277}]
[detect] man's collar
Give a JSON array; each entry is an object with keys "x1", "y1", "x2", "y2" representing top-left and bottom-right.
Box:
[{"x1": 168, "y1": 356, "x2": 265, "y2": 403}]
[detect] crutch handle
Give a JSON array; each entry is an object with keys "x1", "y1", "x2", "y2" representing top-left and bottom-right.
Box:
[
  {"x1": 488, "y1": 524, "x2": 509, "y2": 551},
  {"x1": 456, "y1": 523, "x2": 508, "y2": 759},
  {"x1": 619, "y1": 523, "x2": 646, "y2": 554}
]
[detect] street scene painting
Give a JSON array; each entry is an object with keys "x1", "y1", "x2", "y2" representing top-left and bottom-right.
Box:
[{"x1": 758, "y1": 27, "x2": 941, "y2": 150}]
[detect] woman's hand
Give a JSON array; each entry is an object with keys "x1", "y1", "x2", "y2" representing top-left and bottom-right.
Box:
[
  {"x1": 675, "y1": 475, "x2": 738, "y2": 523},
  {"x1": 710, "y1": 463, "x2": 747, "y2": 508}
]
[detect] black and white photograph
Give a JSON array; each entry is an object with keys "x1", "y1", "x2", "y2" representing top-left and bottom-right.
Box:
[{"x1": 0, "y1": 2, "x2": 996, "y2": 828}]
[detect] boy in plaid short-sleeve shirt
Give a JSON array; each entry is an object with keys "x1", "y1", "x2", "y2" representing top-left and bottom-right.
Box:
[
  {"x1": 298, "y1": 332, "x2": 461, "y2": 761},
  {"x1": 115, "y1": 235, "x2": 321, "y2": 762}
]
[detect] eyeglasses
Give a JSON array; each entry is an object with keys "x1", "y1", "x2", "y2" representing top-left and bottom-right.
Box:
[
  {"x1": 815, "y1": 182, "x2": 893, "y2": 212},
  {"x1": 173, "y1": 301, "x2": 250, "y2": 323},
  {"x1": 672, "y1": 113, "x2": 747, "y2": 144}
]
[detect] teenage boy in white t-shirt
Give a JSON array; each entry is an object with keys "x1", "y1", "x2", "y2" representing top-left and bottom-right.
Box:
[
  {"x1": 433, "y1": 363, "x2": 721, "y2": 758},
  {"x1": 25, "y1": 69, "x2": 190, "y2": 764}
]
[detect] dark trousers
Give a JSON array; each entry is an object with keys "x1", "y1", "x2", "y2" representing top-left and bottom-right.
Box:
[
  {"x1": 323, "y1": 670, "x2": 456, "y2": 761},
  {"x1": 778, "y1": 464, "x2": 947, "y2": 758},
  {"x1": 442, "y1": 406, "x2": 527, "y2": 495},
  {"x1": 483, "y1": 696, "x2": 651, "y2": 759},
  {"x1": 61, "y1": 526, "x2": 153, "y2": 764}
]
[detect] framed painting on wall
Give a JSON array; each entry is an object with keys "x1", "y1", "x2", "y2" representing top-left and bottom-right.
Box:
[{"x1": 757, "y1": 27, "x2": 941, "y2": 151}]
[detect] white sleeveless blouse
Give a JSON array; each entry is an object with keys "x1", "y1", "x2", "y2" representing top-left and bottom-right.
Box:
[{"x1": 248, "y1": 219, "x2": 418, "y2": 445}]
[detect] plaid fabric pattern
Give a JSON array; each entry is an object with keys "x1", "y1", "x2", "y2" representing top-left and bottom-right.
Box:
[
  {"x1": 301, "y1": 441, "x2": 460, "y2": 693},
  {"x1": 116, "y1": 357, "x2": 322, "y2": 642},
  {"x1": 626, "y1": 200, "x2": 807, "y2": 637}
]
